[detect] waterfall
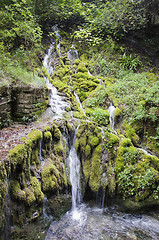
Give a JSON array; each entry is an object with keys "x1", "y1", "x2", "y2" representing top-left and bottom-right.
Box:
[
  {"x1": 108, "y1": 102, "x2": 116, "y2": 132},
  {"x1": 43, "y1": 196, "x2": 53, "y2": 221},
  {"x1": 39, "y1": 139, "x2": 43, "y2": 162},
  {"x1": 138, "y1": 148, "x2": 153, "y2": 156},
  {"x1": 43, "y1": 34, "x2": 70, "y2": 118},
  {"x1": 67, "y1": 126, "x2": 82, "y2": 218},
  {"x1": 67, "y1": 44, "x2": 80, "y2": 64},
  {"x1": 74, "y1": 91, "x2": 86, "y2": 115}
]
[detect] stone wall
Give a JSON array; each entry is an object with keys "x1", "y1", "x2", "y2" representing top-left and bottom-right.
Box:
[
  {"x1": 0, "y1": 86, "x2": 11, "y2": 128},
  {"x1": 0, "y1": 85, "x2": 49, "y2": 128},
  {"x1": 11, "y1": 85, "x2": 49, "y2": 122}
]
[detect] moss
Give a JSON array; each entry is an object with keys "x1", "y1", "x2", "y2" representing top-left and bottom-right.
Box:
[
  {"x1": 115, "y1": 147, "x2": 128, "y2": 173},
  {"x1": 149, "y1": 155, "x2": 159, "y2": 171},
  {"x1": 31, "y1": 148, "x2": 40, "y2": 165},
  {"x1": 114, "y1": 107, "x2": 121, "y2": 119},
  {"x1": 120, "y1": 138, "x2": 133, "y2": 147},
  {"x1": 44, "y1": 131, "x2": 52, "y2": 141},
  {"x1": 42, "y1": 66, "x2": 49, "y2": 78},
  {"x1": 62, "y1": 75, "x2": 70, "y2": 83},
  {"x1": 85, "y1": 144, "x2": 91, "y2": 158},
  {"x1": 30, "y1": 177, "x2": 44, "y2": 203},
  {"x1": 53, "y1": 140, "x2": 64, "y2": 156},
  {"x1": 89, "y1": 145, "x2": 102, "y2": 192},
  {"x1": 41, "y1": 160, "x2": 59, "y2": 192},
  {"x1": 9, "y1": 144, "x2": 27, "y2": 172},
  {"x1": 27, "y1": 129, "x2": 42, "y2": 143},
  {"x1": 0, "y1": 178, "x2": 8, "y2": 210},
  {"x1": 43, "y1": 126, "x2": 51, "y2": 131},
  {"x1": 107, "y1": 162, "x2": 116, "y2": 194},
  {"x1": 122, "y1": 121, "x2": 139, "y2": 146},
  {"x1": 116, "y1": 144, "x2": 141, "y2": 173},
  {"x1": 73, "y1": 59, "x2": 81, "y2": 65},
  {"x1": 73, "y1": 111, "x2": 86, "y2": 119},
  {"x1": 43, "y1": 131, "x2": 52, "y2": 153},
  {"x1": 79, "y1": 135, "x2": 87, "y2": 152},
  {"x1": 74, "y1": 139, "x2": 79, "y2": 152},
  {"x1": 10, "y1": 180, "x2": 27, "y2": 202},
  {"x1": 85, "y1": 107, "x2": 93, "y2": 116},
  {"x1": 24, "y1": 188, "x2": 36, "y2": 205},
  {"x1": 20, "y1": 137, "x2": 27, "y2": 142},
  {"x1": 88, "y1": 135, "x2": 99, "y2": 147},
  {"x1": 98, "y1": 132, "x2": 103, "y2": 142},
  {"x1": 53, "y1": 126, "x2": 62, "y2": 140},
  {"x1": 107, "y1": 134, "x2": 119, "y2": 148},
  {"x1": 55, "y1": 69, "x2": 65, "y2": 79},
  {"x1": 72, "y1": 72, "x2": 89, "y2": 80},
  {"x1": 77, "y1": 66, "x2": 88, "y2": 73},
  {"x1": 83, "y1": 159, "x2": 91, "y2": 183}
]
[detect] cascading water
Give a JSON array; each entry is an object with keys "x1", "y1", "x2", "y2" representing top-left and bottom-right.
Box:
[
  {"x1": 108, "y1": 102, "x2": 116, "y2": 132},
  {"x1": 74, "y1": 91, "x2": 86, "y2": 116},
  {"x1": 43, "y1": 33, "x2": 70, "y2": 118},
  {"x1": 67, "y1": 44, "x2": 80, "y2": 64},
  {"x1": 67, "y1": 126, "x2": 82, "y2": 219},
  {"x1": 45, "y1": 204, "x2": 159, "y2": 240},
  {"x1": 138, "y1": 147, "x2": 153, "y2": 156}
]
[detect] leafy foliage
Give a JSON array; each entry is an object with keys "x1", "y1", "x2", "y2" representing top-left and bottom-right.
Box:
[
  {"x1": 118, "y1": 163, "x2": 159, "y2": 200},
  {"x1": 0, "y1": 0, "x2": 42, "y2": 50}
]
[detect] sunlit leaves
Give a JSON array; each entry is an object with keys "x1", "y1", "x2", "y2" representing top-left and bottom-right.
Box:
[{"x1": 0, "y1": 0, "x2": 42, "y2": 50}]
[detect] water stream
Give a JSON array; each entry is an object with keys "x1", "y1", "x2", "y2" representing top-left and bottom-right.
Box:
[
  {"x1": 107, "y1": 102, "x2": 117, "y2": 133},
  {"x1": 43, "y1": 36, "x2": 70, "y2": 119},
  {"x1": 138, "y1": 148, "x2": 153, "y2": 156},
  {"x1": 67, "y1": 126, "x2": 82, "y2": 220},
  {"x1": 74, "y1": 91, "x2": 86, "y2": 116},
  {"x1": 45, "y1": 204, "x2": 159, "y2": 240},
  {"x1": 67, "y1": 44, "x2": 80, "y2": 64}
]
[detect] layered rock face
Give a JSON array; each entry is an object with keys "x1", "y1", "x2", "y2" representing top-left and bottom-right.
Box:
[
  {"x1": 0, "y1": 86, "x2": 11, "y2": 128},
  {"x1": 11, "y1": 85, "x2": 49, "y2": 122},
  {"x1": 0, "y1": 85, "x2": 49, "y2": 129}
]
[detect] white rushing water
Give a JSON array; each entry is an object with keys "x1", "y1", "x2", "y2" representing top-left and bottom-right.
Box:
[
  {"x1": 138, "y1": 148, "x2": 153, "y2": 156},
  {"x1": 67, "y1": 44, "x2": 80, "y2": 64},
  {"x1": 43, "y1": 35, "x2": 70, "y2": 118},
  {"x1": 74, "y1": 91, "x2": 86, "y2": 116},
  {"x1": 45, "y1": 205, "x2": 159, "y2": 240},
  {"x1": 67, "y1": 126, "x2": 82, "y2": 220},
  {"x1": 108, "y1": 102, "x2": 116, "y2": 132}
]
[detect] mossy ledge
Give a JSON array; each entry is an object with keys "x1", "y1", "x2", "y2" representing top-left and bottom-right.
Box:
[{"x1": 7, "y1": 120, "x2": 74, "y2": 208}]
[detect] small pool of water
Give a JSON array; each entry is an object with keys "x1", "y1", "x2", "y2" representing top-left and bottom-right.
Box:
[{"x1": 45, "y1": 204, "x2": 159, "y2": 240}]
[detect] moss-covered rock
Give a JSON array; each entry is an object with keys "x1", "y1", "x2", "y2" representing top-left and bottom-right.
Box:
[
  {"x1": 53, "y1": 125, "x2": 62, "y2": 140},
  {"x1": 44, "y1": 131, "x2": 52, "y2": 153},
  {"x1": 53, "y1": 140, "x2": 64, "y2": 156},
  {"x1": 0, "y1": 161, "x2": 8, "y2": 227},
  {"x1": 9, "y1": 144, "x2": 27, "y2": 172},
  {"x1": 107, "y1": 161, "x2": 116, "y2": 194},
  {"x1": 122, "y1": 121, "x2": 140, "y2": 146},
  {"x1": 24, "y1": 188, "x2": 36, "y2": 205},
  {"x1": 73, "y1": 111, "x2": 86, "y2": 119},
  {"x1": 10, "y1": 180, "x2": 36, "y2": 206},
  {"x1": 30, "y1": 177, "x2": 44, "y2": 203},
  {"x1": 89, "y1": 145, "x2": 102, "y2": 192},
  {"x1": 85, "y1": 144, "x2": 91, "y2": 158},
  {"x1": 88, "y1": 135, "x2": 99, "y2": 148},
  {"x1": 41, "y1": 159, "x2": 59, "y2": 193},
  {"x1": 120, "y1": 138, "x2": 133, "y2": 147}
]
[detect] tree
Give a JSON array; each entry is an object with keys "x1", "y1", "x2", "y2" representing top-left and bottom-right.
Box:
[{"x1": 0, "y1": 0, "x2": 42, "y2": 50}]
